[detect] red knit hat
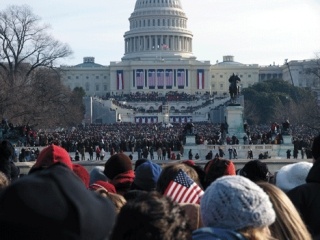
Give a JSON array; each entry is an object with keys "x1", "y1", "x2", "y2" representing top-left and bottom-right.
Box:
[
  {"x1": 31, "y1": 144, "x2": 73, "y2": 172},
  {"x1": 73, "y1": 164, "x2": 90, "y2": 188},
  {"x1": 89, "y1": 180, "x2": 116, "y2": 193}
]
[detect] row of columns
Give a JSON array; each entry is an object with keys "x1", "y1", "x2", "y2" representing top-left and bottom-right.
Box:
[{"x1": 125, "y1": 35, "x2": 192, "y2": 53}]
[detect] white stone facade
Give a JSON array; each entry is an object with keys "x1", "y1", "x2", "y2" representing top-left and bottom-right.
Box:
[{"x1": 60, "y1": 1, "x2": 318, "y2": 98}]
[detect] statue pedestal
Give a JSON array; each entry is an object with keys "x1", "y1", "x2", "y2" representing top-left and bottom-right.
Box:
[
  {"x1": 185, "y1": 135, "x2": 196, "y2": 146},
  {"x1": 225, "y1": 105, "x2": 246, "y2": 143},
  {"x1": 277, "y1": 135, "x2": 294, "y2": 157},
  {"x1": 282, "y1": 135, "x2": 292, "y2": 145}
]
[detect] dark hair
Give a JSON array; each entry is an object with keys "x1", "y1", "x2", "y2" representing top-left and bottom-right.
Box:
[
  {"x1": 312, "y1": 134, "x2": 320, "y2": 160},
  {"x1": 0, "y1": 140, "x2": 19, "y2": 181},
  {"x1": 111, "y1": 191, "x2": 191, "y2": 240}
]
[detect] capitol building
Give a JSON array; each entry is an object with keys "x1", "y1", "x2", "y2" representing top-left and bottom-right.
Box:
[{"x1": 60, "y1": 0, "x2": 318, "y2": 124}]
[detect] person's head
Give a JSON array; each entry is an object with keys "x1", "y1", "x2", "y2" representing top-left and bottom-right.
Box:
[
  {"x1": 0, "y1": 164, "x2": 116, "y2": 240},
  {"x1": 30, "y1": 144, "x2": 73, "y2": 173},
  {"x1": 132, "y1": 160, "x2": 162, "y2": 191},
  {"x1": 275, "y1": 162, "x2": 312, "y2": 192},
  {"x1": 111, "y1": 191, "x2": 192, "y2": 240},
  {"x1": 89, "y1": 180, "x2": 117, "y2": 194},
  {"x1": 0, "y1": 140, "x2": 19, "y2": 181},
  {"x1": 182, "y1": 160, "x2": 206, "y2": 189},
  {"x1": 238, "y1": 159, "x2": 271, "y2": 182},
  {"x1": 95, "y1": 190, "x2": 127, "y2": 214},
  {"x1": 312, "y1": 134, "x2": 320, "y2": 162},
  {"x1": 0, "y1": 171, "x2": 9, "y2": 189},
  {"x1": 104, "y1": 153, "x2": 135, "y2": 195},
  {"x1": 156, "y1": 163, "x2": 202, "y2": 195},
  {"x1": 72, "y1": 163, "x2": 90, "y2": 188},
  {"x1": 203, "y1": 158, "x2": 236, "y2": 188},
  {"x1": 89, "y1": 166, "x2": 107, "y2": 185},
  {"x1": 200, "y1": 175, "x2": 275, "y2": 239},
  {"x1": 134, "y1": 158, "x2": 148, "y2": 170},
  {"x1": 257, "y1": 182, "x2": 312, "y2": 240}
]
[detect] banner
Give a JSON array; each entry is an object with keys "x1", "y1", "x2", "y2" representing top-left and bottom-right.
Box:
[
  {"x1": 117, "y1": 70, "x2": 124, "y2": 90},
  {"x1": 177, "y1": 69, "x2": 185, "y2": 89},
  {"x1": 197, "y1": 69, "x2": 204, "y2": 89},
  {"x1": 136, "y1": 69, "x2": 144, "y2": 89},
  {"x1": 135, "y1": 117, "x2": 158, "y2": 123},
  {"x1": 157, "y1": 69, "x2": 164, "y2": 89},
  {"x1": 165, "y1": 69, "x2": 173, "y2": 89},
  {"x1": 148, "y1": 69, "x2": 156, "y2": 89}
]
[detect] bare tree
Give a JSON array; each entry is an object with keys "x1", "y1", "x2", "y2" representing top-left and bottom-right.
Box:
[
  {"x1": 0, "y1": 5, "x2": 72, "y2": 83},
  {"x1": 0, "y1": 5, "x2": 77, "y2": 127}
]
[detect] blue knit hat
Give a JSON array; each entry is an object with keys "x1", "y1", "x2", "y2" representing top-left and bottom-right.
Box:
[{"x1": 133, "y1": 161, "x2": 162, "y2": 191}]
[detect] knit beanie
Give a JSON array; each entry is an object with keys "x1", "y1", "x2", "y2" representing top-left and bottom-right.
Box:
[
  {"x1": 204, "y1": 159, "x2": 236, "y2": 176},
  {"x1": 30, "y1": 144, "x2": 73, "y2": 172},
  {"x1": 89, "y1": 166, "x2": 107, "y2": 185},
  {"x1": 89, "y1": 180, "x2": 116, "y2": 194},
  {"x1": 312, "y1": 134, "x2": 320, "y2": 160},
  {"x1": 104, "y1": 153, "x2": 133, "y2": 180},
  {"x1": 276, "y1": 162, "x2": 312, "y2": 192},
  {"x1": 133, "y1": 161, "x2": 162, "y2": 191},
  {"x1": 104, "y1": 153, "x2": 135, "y2": 193},
  {"x1": 239, "y1": 160, "x2": 269, "y2": 182},
  {"x1": 200, "y1": 175, "x2": 275, "y2": 230},
  {"x1": 73, "y1": 164, "x2": 90, "y2": 188},
  {"x1": 134, "y1": 158, "x2": 148, "y2": 171}
]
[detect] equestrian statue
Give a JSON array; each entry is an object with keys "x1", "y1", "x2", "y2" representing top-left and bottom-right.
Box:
[{"x1": 228, "y1": 73, "x2": 241, "y2": 103}]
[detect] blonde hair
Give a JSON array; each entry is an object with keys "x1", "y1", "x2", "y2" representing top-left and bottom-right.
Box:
[
  {"x1": 95, "y1": 188, "x2": 127, "y2": 213},
  {"x1": 0, "y1": 171, "x2": 9, "y2": 189},
  {"x1": 156, "y1": 163, "x2": 202, "y2": 194},
  {"x1": 257, "y1": 182, "x2": 312, "y2": 240},
  {"x1": 239, "y1": 227, "x2": 276, "y2": 240}
]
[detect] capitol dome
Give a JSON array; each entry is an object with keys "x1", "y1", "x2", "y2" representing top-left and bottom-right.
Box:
[{"x1": 122, "y1": 0, "x2": 195, "y2": 61}]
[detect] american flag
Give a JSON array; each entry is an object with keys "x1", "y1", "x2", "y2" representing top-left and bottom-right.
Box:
[
  {"x1": 136, "y1": 70, "x2": 144, "y2": 87},
  {"x1": 164, "y1": 169, "x2": 204, "y2": 204},
  {"x1": 148, "y1": 70, "x2": 156, "y2": 87},
  {"x1": 165, "y1": 70, "x2": 173, "y2": 87},
  {"x1": 177, "y1": 70, "x2": 185, "y2": 86},
  {"x1": 157, "y1": 70, "x2": 164, "y2": 87},
  {"x1": 162, "y1": 44, "x2": 169, "y2": 50}
]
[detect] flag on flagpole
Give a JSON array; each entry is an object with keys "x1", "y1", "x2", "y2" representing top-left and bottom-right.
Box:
[
  {"x1": 162, "y1": 44, "x2": 169, "y2": 50},
  {"x1": 164, "y1": 169, "x2": 204, "y2": 204}
]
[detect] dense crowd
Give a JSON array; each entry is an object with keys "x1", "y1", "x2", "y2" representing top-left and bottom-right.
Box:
[
  {"x1": 3, "y1": 121, "x2": 318, "y2": 158},
  {"x1": 1, "y1": 135, "x2": 320, "y2": 239},
  {"x1": 104, "y1": 91, "x2": 211, "y2": 102}
]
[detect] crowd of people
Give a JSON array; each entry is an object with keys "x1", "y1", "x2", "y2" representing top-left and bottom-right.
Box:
[
  {"x1": 104, "y1": 91, "x2": 211, "y2": 102},
  {"x1": 0, "y1": 134, "x2": 320, "y2": 239},
  {"x1": 1, "y1": 119, "x2": 317, "y2": 163},
  {"x1": 8, "y1": 121, "x2": 315, "y2": 158}
]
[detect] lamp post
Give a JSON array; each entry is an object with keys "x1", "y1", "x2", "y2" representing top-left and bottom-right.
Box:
[
  {"x1": 284, "y1": 59, "x2": 299, "y2": 123},
  {"x1": 285, "y1": 59, "x2": 294, "y2": 86}
]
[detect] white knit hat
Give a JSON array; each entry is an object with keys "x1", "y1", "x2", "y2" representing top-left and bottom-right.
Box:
[
  {"x1": 275, "y1": 162, "x2": 312, "y2": 192},
  {"x1": 200, "y1": 175, "x2": 275, "y2": 230}
]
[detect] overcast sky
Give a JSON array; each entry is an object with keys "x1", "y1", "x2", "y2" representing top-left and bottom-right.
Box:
[{"x1": 1, "y1": 0, "x2": 320, "y2": 66}]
